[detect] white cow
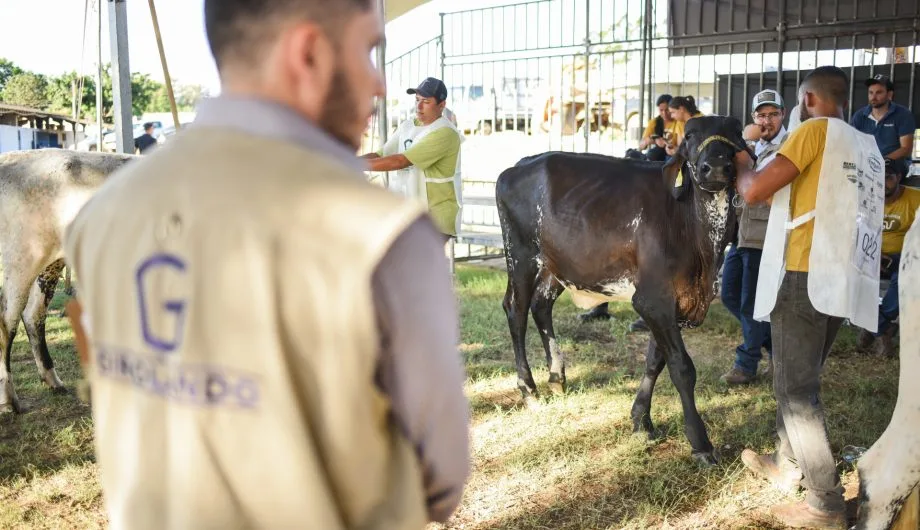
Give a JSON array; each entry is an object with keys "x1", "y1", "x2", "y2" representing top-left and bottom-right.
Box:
[
  {"x1": 854, "y1": 205, "x2": 920, "y2": 529},
  {"x1": 0, "y1": 149, "x2": 135, "y2": 413}
]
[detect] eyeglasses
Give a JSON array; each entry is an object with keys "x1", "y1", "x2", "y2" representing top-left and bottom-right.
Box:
[{"x1": 753, "y1": 111, "x2": 782, "y2": 121}]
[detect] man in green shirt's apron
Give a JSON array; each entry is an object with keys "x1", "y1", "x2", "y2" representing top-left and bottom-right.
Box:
[{"x1": 364, "y1": 77, "x2": 462, "y2": 238}]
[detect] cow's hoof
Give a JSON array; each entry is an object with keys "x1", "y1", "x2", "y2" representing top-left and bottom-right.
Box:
[
  {"x1": 49, "y1": 385, "x2": 70, "y2": 396},
  {"x1": 692, "y1": 450, "x2": 719, "y2": 467},
  {"x1": 631, "y1": 427, "x2": 661, "y2": 445},
  {"x1": 519, "y1": 388, "x2": 541, "y2": 408},
  {"x1": 547, "y1": 374, "x2": 566, "y2": 396},
  {"x1": 0, "y1": 396, "x2": 21, "y2": 414},
  {"x1": 41, "y1": 369, "x2": 65, "y2": 391}
]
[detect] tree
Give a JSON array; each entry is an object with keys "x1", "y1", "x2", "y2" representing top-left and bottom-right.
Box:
[
  {"x1": 175, "y1": 83, "x2": 207, "y2": 110},
  {"x1": 0, "y1": 72, "x2": 49, "y2": 109},
  {"x1": 130, "y1": 72, "x2": 162, "y2": 117},
  {"x1": 0, "y1": 58, "x2": 23, "y2": 93}
]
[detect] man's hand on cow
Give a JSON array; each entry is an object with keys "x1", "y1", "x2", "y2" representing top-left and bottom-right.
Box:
[{"x1": 742, "y1": 123, "x2": 765, "y2": 142}]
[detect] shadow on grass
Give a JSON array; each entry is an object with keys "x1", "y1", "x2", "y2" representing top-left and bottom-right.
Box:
[
  {"x1": 0, "y1": 294, "x2": 94, "y2": 486},
  {"x1": 458, "y1": 393, "x2": 790, "y2": 530}
]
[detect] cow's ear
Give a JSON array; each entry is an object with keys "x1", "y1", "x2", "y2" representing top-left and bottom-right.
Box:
[
  {"x1": 664, "y1": 144, "x2": 691, "y2": 201},
  {"x1": 727, "y1": 117, "x2": 757, "y2": 160}
]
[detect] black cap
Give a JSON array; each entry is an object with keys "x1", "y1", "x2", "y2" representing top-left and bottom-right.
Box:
[
  {"x1": 885, "y1": 157, "x2": 909, "y2": 178},
  {"x1": 865, "y1": 74, "x2": 895, "y2": 91},
  {"x1": 407, "y1": 77, "x2": 448, "y2": 102}
]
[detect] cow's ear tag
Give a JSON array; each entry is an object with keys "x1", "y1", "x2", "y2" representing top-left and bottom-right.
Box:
[{"x1": 674, "y1": 169, "x2": 683, "y2": 188}]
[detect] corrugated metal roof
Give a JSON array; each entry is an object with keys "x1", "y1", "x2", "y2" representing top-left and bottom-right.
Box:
[{"x1": 0, "y1": 103, "x2": 89, "y2": 125}]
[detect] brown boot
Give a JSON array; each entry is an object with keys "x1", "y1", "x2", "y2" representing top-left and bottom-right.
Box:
[
  {"x1": 769, "y1": 501, "x2": 845, "y2": 529},
  {"x1": 876, "y1": 323, "x2": 899, "y2": 358},
  {"x1": 741, "y1": 449, "x2": 801, "y2": 493},
  {"x1": 856, "y1": 329, "x2": 875, "y2": 353},
  {"x1": 719, "y1": 367, "x2": 755, "y2": 385}
]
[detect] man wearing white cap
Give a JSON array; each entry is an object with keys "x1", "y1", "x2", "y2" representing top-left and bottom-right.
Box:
[{"x1": 719, "y1": 89, "x2": 788, "y2": 385}]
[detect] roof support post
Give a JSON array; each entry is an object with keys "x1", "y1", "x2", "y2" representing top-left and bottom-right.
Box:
[{"x1": 109, "y1": 0, "x2": 133, "y2": 154}]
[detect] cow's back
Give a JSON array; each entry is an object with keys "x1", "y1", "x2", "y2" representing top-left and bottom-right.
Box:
[
  {"x1": 0, "y1": 150, "x2": 135, "y2": 252},
  {"x1": 496, "y1": 152, "x2": 666, "y2": 229}
]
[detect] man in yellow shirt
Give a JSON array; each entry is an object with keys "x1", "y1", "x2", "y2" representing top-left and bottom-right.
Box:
[
  {"x1": 858, "y1": 158, "x2": 920, "y2": 356},
  {"x1": 733, "y1": 66, "x2": 882, "y2": 530}
]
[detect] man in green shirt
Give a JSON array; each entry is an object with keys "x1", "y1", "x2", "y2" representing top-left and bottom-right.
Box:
[{"x1": 363, "y1": 77, "x2": 462, "y2": 238}]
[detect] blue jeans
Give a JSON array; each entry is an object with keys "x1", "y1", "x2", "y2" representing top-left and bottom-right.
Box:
[
  {"x1": 721, "y1": 244, "x2": 772, "y2": 376},
  {"x1": 876, "y1": 253, "x2": 901, "y2": 336}
]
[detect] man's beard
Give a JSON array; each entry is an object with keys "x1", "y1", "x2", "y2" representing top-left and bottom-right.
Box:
[
  {"x1": 319, "y1": 67, "x2": 364, "y2": 151},
  {"x1": 871, "y1": 101, "x2": 888, "y2": 109}
]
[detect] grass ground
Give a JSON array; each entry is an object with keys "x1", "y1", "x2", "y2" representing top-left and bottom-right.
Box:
[{"x1": 0, "y1": 264, "x2": 899, "y2": 529}]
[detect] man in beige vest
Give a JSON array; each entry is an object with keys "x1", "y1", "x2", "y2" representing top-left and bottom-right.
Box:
[{"x1": 63, "y1": 1, "x2": 470, "y2": 528}]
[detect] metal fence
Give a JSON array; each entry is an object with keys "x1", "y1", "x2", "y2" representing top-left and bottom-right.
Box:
[{"x1": 369, "y1": 0, "x2": 920, "y2": 255}]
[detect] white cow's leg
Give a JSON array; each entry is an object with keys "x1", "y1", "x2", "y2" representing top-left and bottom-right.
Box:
[
  {"x1": 855, "y1": 218, "x2": 920, "y2": 530},
  {"x1": 0, "y1": 270, "x2": 36, "y2": 413},
  {"x1": 22, "y1": 260, "x2": 66, "y2": 391}
]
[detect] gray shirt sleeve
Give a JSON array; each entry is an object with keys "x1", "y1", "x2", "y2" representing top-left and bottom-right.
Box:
[{"x1": 371, "y1": 216, "x2": 471, "y2": 523}]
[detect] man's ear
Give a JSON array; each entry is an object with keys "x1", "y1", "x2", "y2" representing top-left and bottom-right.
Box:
[{"x1": 664, "y1": 143, "x2": 690, "y2": 201}]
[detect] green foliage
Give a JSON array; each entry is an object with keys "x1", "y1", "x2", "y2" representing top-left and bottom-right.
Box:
[
  {"x1": 0, "y1": 72, "x2": 49, "y2": 109},
  {"x1": 0, "y1": 57, "x2": 206, "y2": 120}
]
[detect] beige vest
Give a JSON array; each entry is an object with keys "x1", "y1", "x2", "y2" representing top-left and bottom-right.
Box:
[{"x1": 64, "y1": 129, "x2": 429, "y2": 530}]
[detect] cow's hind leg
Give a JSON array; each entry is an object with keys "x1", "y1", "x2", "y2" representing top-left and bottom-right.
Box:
[
  {"x1": 502, "y1": 254, "x2": 540, "y2": 402},
  {"x1": 22, "y1": 260, "x2": 66, "y2": 392},
  {"x1": 530, "y1": 269, "x2": 565, "y2": 395},
  {"x1": 630, "y1": 335, "x2": 667, "y2": 441},
  {"x1": 633, "y1": 289, "x2": 716, "y2": 465},
  {"x1": 0, "y1": 270, "x2": 38, "y2": 413}
]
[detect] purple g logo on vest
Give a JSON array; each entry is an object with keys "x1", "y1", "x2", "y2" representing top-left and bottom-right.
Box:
[{"x1": 136, "y1": 254, "x2": 187, "y2": 353}]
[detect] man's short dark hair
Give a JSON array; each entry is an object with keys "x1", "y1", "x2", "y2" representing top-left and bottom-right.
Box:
[
  {"x1": 143, "y1": 122, "x2": 154, "y2": 130},
  {"x1": 204, "y1": 0, "x2": 374, "y2": 71},
  {"x1": 801, "y1": 66, "x2": 849, "y2": 107}
]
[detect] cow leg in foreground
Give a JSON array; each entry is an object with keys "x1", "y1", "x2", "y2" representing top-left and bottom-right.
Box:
[
  {"x1": 633, "y1": 289, "x2": 717, "y2": 465},
  {"x1": 502, "y1": 258, "x2": 541, "y2": 401},
  {"x1": 22, "y1": 260, "x2": 67, "y2": 393},
  {"x1": 0, "y1": 269, "x2": 34, "y2": 413},
  {"x1": 530, "y1": 269, "x2": 566, "y2": 395}
]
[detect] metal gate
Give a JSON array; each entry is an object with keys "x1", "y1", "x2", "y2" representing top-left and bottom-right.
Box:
[{"x1": 368, "y1": 0, "x2": 920, "y2": 254}]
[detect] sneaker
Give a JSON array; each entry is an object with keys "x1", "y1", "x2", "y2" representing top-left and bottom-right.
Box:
[
  {"x1": 628, "y1": 318, "x2": 649, "y2": 332},
  {"x1": 578, "y1": 304, "x2": 611, "y2": 322},
  {"x1": 769, "y1": 501, "x2": 845, "y2": 529},
  {"x1": 876, "y1": 323, "x2": 899, "y2": 358},
  {"x1": 719, "y1": 367, "x2": 755, "y2": 385},
  {"x1": 856, "y1": 329, "x2": 875, "y2": 353},
  {"x1": 740, "y1": 449, "x2": 802, "y2": 494}
]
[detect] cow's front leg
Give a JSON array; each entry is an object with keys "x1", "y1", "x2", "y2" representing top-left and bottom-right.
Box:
[
  {"x1": 630, "y1": 335, "x2": 666, "y2": 441},
  {"x1": 530, "y1": 271, "x2": 565, "y2": 395},
  {"x1": 634, "y1": 290, "x2": 716, "y2": 465}
]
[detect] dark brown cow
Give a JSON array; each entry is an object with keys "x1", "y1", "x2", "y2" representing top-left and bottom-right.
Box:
[{"x1": 495, "y1": 115, "x2": 749, "y2": 464}]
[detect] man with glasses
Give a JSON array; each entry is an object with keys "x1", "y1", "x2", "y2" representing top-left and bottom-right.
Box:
[{"x1": 719, "y1": 89, "x2": 787, "y2": 385}]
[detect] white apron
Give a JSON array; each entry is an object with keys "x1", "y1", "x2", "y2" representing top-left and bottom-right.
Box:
[
  {"x1": 754, "y1": 117, "x2": 885, "y2": 332},
  {"x1": 389, "y1": 117, "x2": 464, "y2": 234}
]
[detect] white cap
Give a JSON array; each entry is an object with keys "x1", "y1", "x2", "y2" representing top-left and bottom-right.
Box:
[{"x1": 752, "y1": 89, "x2": 784, "y2": 112}]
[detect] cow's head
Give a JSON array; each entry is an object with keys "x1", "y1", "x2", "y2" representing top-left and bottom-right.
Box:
[{"x1": 665, "y1": 115, "x2": 752, "y2": 200}]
